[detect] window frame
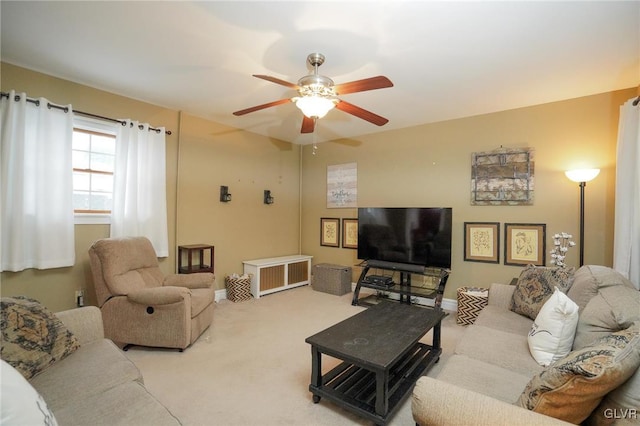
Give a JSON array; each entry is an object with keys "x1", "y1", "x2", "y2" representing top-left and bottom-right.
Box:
[{"x1": 72, "y1": 116, "x2": 118, "y2": 225}]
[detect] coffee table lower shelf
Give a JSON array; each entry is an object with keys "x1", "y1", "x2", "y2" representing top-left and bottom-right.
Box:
[{"x1": 309, "y1": 342, "x2": 441, "y2": 425}]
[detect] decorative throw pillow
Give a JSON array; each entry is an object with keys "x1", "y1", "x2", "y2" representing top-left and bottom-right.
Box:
[
  {"x1": 0, "y1": 359, "x2": 58, "y2": 425},
  {"x1": 586, "y1": 368, "x2": 640, "y2": 426},
  {"x1": 517, "y1": 323, "x2": 640, "y2": 424},
  {"x1": 528, "y1": 287, "x2": 579, "y2": 366},
  {"x1": 0, "y1": 296, "x2": 80, "y2": 379},
  {"x1": 510, "y1": 265, "x2": 575, "y2": 320}
]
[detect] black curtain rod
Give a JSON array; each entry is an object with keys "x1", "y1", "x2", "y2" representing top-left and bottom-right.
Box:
[{"x1": 0, "y1": 92, "x2": 172, "y2": 135}]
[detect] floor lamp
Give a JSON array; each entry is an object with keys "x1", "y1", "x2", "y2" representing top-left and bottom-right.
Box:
[{"x1": 565, "y1": 168, "x2": 600, "y2": 266}]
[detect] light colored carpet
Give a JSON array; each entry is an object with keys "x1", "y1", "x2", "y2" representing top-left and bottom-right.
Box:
[{"x1": 124, "y1": 286, "x2": 466, "y2": 425}]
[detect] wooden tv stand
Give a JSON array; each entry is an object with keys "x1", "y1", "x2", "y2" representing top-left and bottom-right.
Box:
[{"x1": 352, "y1": 262, "x2": 450, "y2": 307}]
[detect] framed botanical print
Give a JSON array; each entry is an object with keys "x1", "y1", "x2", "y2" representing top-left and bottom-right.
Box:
[
  {"x1": 320, "y1": 218, "x2": 340, "y2": 247},
  {"x1": 342, "y1": 218, "x2": 358, "y2": 249},
  {"x1": 464, "y1": 222, "x2": 500, "y2": 263},
  {"x1": 504, "y1": 223, "x2": 546, "y2": 266}
]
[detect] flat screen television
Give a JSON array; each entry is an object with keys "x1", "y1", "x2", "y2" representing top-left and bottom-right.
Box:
[{"x1": 357, "y1": 207, "x2": 452, "y2": 270}]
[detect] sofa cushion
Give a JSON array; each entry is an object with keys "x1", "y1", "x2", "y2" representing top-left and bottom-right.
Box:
[
  {"x1": 29, "y1": 339, "x2": 143, "y2": 411},
  {"x1": 567, "y1": 265, "x2": 635, "y2": 312},
  {"x1": 1, "y1": 359, "x2": 58, "y2": 425},
  {"x1": 436, "y1": 354, "x2": 534, "y2": 404},
  {"x1": 52, "y1": 380, "x2": 180, "y2": 426},
  {"x1": 0, "y1": 296, "x2": 80, "y2": 379},
  {"x1": 528, "y1": 287, "x2": 579, "y2": 366},
  {"x1": 474, "y1": 305, "x2": 534, "y2": 336},
  {"x1": 454, "y1": 325, "x2": 543, "y2": 378},
  {"x1": 517, "y1": 323, "x2": 640, "y2": 424},
  {"x1": 573, "y1": 283, "x2": 640, "y2": 350},
  {"x1": 510, "y1": 266, "x2": 575, "y2": 320}
]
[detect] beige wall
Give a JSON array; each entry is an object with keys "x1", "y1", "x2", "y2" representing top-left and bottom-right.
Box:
[
  {"x1": 0, "y1": 63, "x2": 301, "y2": 311},
  {"x1": 1, "y1": 62, "x2": 635, "y2": 309},
  {"x1": 300, "y1": 88, "x2": 635, "y2": 300},
  {"x1": 175, "y1": 113, "x2": 302, "y2": 282}
]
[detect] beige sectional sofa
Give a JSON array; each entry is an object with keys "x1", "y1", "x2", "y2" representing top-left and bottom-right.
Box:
[
  {"x1": 1, "y1": 301, "x2": 180, "y2": 425},
  {"x1": 412, "y1": 265, "x2": 640, "y2": 425}
]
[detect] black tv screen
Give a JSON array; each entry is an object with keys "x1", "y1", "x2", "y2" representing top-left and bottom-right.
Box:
[{"x1": 357, "y1": 207, "x2": 452, "y2": 269}]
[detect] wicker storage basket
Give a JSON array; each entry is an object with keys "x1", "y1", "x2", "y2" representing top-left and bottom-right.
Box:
[
  {"x1": 312, "y1": 264, "x2": 352, "y2": 296},
  {"x1": 225, "y1": 274, "x2": 253, "y2": 302},
  {"x1": 456, "y1": 287, "x2": 489, "y2": 325}
]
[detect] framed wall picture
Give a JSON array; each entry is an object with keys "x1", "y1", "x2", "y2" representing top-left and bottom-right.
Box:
[
  {"x1": 342, "y1": 218, "x2": 358, "y2": 249},
  {"x1": 504, "y1": 223, "x2": 546, "y2": 266},
  {"x1": 327, "y1": 163, "x2": 357, "y2": 208},
  {"x1": 471, "y1": 148, "x2": 535, "y2": 206},
  {"x1": 464, "y1": 222, "x2": 500, "y2": 263},
  {"x1": 320, "y1": 218, "x2": 340, "y2": 247}
]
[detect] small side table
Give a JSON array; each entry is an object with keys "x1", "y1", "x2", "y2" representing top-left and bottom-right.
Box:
[{"x1": 178, "y1": 244, "x2": 214, "y2": 274}]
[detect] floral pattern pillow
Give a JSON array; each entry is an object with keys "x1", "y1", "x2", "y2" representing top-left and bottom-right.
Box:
[
  {"x1": 517, "y1": 324, "x2": 640, "y2": 424},
  {"x1": 0, "y1": 296, "x2": 80, "y2": 379},
  {"x1": 510, "y1": 265, "x2": 575, "y2": 320}
]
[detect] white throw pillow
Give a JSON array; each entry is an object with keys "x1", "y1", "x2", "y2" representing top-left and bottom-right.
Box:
[
  {"x1": 528, "y1": 287, "x2": 579, "y2": 366},
  {"x1": 0, "y1": 359, "x2": 58, "y2": 425}
]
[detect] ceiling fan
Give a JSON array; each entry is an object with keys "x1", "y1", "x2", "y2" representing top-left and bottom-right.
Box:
[{"x1": 233, "y1": 53, "x2": 394, "y2": 134}]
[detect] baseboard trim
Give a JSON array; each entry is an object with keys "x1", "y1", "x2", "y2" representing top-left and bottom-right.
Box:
[{"x1": 215, "y1": 289, "x2": 227, "y2": 302}]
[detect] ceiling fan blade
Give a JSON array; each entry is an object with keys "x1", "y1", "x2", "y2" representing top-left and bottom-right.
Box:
[
  {"x1": 301, "y1": 116, "x2": 315, "y2": 133},
  {"x1": 233, "y1": 98, "x2": 291, "y2": 116},
  {"x1": 335, "y1": 100, "x2": 389, "y2": 126},
  {"x1": 253, "y1": 75, "x2": 299, "y2": 89},
  {"x1": 334, "y1": 76, "x2": 393, "y2": 95}
]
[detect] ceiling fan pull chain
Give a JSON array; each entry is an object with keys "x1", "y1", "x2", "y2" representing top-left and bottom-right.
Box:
[{"x1": 312, "y1": 123, "x2": 318, "y2": 155}]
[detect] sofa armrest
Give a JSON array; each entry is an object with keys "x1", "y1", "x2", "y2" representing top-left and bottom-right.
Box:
[
  {"x1": 127, "y1": 286, "x2": 191, "y2": 305},
  {"x1": 55, "y1": 306, "x2": 104, "y2": 345},
  {"x1": 163, "y1": 272, "x2": 214, "y2": 289},
  {"x1": 412, "y1": 377, "x2": 571, "y2": 426},
  {"x1": 487, "y1": 283, "x2": 516, "y2": 309}
]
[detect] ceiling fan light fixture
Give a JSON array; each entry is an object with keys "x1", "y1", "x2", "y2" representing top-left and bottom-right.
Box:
[{"x1": 295, "y1": 95, "x2": 336, "y2": 119}]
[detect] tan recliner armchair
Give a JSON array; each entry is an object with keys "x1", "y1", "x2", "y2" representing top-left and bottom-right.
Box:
[{"x1": 88, "y1": 236, "x2": 215, "y2": 351}]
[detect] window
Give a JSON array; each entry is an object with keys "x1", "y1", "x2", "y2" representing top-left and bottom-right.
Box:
[{"x1": 72, "y1": 117, "x2": 117, "y2": 224}]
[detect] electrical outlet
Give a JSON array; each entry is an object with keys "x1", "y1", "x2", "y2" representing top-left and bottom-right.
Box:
[{"x1": 75, "y1": 290, "x2": 84, "y2": 307}]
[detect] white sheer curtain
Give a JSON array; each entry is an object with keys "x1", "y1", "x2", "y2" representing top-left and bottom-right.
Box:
[
  {"x1": 613, "y1": 97, "x2": 640, "y2": 289},
  {"x1": 111, "y1": 120, "x2": 168, "y2": 257},
  {"x1": 0, "y1": 90, "x2": 75, "y2": 272}
]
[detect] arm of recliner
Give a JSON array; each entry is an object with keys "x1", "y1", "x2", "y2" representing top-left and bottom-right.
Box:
[
  {"x1": 412, "y1": 377, "x2": 571, "y2": 426},
  {"x1": 163, "y1": 272, "x2": 214, "y2": 289},
  {"x1": 126, "y1": 286, "x2": 191, "y2": 305}
]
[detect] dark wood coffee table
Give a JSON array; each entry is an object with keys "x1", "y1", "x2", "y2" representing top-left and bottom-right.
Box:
[{"x1": 305, "y1": 301, "x2": 445, "y2": 425}]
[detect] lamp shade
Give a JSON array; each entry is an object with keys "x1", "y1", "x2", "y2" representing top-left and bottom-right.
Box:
[
  {"x1": 295, "y1": 96, "x2": 336, "y2": 119},
  {"x1": 565, "y1": 168, "x2": 600, "y2": 183}
]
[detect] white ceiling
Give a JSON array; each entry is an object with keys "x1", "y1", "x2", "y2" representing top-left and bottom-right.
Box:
[{"x1": 2, "y1": 1, "x2": 639, "y2": 144}]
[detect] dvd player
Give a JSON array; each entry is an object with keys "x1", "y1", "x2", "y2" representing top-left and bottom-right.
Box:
[{"x1": 366, "y1": 275, "x2": 394, "y2": 286}]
